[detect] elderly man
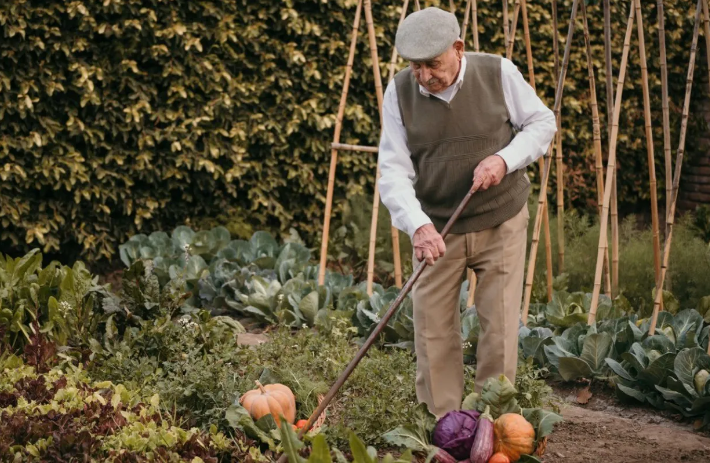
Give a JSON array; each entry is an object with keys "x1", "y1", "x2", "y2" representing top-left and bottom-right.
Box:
[{"x1": 378, "y1": 7, "x2": 557, "y2": 417}]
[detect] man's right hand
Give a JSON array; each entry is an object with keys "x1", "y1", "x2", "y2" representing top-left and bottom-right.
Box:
[{"x1": 413, "y1": 224, "x2": 446, "y2": 266}]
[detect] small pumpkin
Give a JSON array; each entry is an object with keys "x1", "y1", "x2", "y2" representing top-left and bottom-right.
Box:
[
  {"x1": 488, "y1": 453, "x2": 511, "y2": 463},
  {"x1": 239, "y1": 380, "x2": 296, "y2": 426},
  {"x1": 493, "y1": 413, "x2": 535, "y2": 462},
  {"x1": 295, "y1": 419, "x2": 308, "y2": 429}
]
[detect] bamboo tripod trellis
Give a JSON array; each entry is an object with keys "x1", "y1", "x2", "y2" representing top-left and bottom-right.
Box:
[
  {"x1": 581, "y1": 0, "x2": 612, "y2": 298},
  {"x1": 464, "y1": 0, "x2": 556, "y2": 309},
  {"x1": 647, "y1": 0, "x2": 706, "y2": 356},
  {"x1": 603, "y1": 0, "x2": 620, "y2": 299},
  {"x1": 588, "y1": 0, "x2": 698, "y2": 323},
  {"x1": 521, "y1": 0, "x2": 581, "y2": 325},
  {"x1": 587, "y1": 0, "x2": 636, "y2": 324},
  {"x1": 317, "y1": 0, "x2": 408, "y2": 295}
]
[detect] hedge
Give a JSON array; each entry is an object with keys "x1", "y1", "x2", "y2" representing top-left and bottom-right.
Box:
[{"x1": 0, "y1": 0, "x2": 705, "y2": 265}]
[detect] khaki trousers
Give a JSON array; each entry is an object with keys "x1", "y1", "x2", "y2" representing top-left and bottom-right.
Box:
[{"x1": 411, "y1": 204, "x2": 529, "y2": 417}]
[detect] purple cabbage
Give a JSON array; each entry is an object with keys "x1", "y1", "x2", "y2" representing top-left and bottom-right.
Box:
[{"x1": 432, "y1": 409, "x2": 481, "y2": 460}]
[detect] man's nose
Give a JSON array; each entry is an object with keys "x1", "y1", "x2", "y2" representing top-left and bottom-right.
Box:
[{"x1": 419, "y1": 67, "x2": 431, "y2": 83}]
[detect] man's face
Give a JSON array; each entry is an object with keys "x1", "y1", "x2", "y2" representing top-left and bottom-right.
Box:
[{"x1": 410, "y1": 40, "x2": 464, "y2": 94}]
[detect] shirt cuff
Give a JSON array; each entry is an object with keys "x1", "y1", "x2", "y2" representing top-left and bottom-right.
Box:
[
  {"x1": 496, "y1": 146, "x2": 523, "y2": 174},
  {"x1": 393, "y1": 209, "x2": 433, "y2": 241}
]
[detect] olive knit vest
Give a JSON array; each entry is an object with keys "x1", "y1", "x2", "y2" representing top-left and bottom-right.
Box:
[{"x1": 393, "y1": 52, "x2": 530, "y2": 233}]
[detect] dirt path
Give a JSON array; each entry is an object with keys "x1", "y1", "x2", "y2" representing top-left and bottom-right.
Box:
[{"x1": 543, "y1": 401, "x2": 710, "y2": 463}]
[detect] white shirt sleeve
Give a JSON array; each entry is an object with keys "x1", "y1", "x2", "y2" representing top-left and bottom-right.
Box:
[
  {"x1": 496, "y1": 58, "x2": 558, "y2": 173},
  {"x1": 377, "y1": 80, "x2": 433, "y2": 240}
]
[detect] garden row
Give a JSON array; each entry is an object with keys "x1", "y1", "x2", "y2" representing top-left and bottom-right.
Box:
[
  {"x1": 1, "y1": 240, "x2": 558, "y2": 462},
  {"x1": 118, "y1": 224, "x2": 710, "y2": 429},
  {"x1": 3, "y1": 221, "x2": 710, "y2": 461}
]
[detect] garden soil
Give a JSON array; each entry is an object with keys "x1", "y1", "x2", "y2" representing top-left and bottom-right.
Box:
[{"x1": 542, "y1": 383, "x2": 710, "y2": 463}]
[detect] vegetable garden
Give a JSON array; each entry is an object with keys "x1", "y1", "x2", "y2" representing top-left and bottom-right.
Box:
[{"x1": 2, "y1": 0, "x2": 710, "y2": 462}]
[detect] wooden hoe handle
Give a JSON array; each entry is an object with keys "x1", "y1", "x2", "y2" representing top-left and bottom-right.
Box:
[{"x1": 274, "y1": 182, "x2": 478, "y2": 463}]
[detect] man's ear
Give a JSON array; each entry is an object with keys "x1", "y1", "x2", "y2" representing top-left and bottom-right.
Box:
[{"x1": 453, "y1": 39, "x2": 465, "y2": 58}]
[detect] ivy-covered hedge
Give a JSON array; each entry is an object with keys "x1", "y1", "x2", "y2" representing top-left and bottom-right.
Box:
[{"x1": 0, "y1": 0, "x2": 704, "y2": 265}]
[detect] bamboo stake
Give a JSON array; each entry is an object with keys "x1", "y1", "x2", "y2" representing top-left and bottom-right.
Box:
[
  {"x1": 472, "y1": 0, "x2": 480, "y2": 51},
  {"x1": 462, "y1": 0, "x2": 478, "y2": 310},
  {"x1": 462, "y1": 0, "x2": 472, "y2": 39},
  {"x1": 506, "y1": 0, "x2": 521, "y2": 59},
  {"x1": 318, "y1": 0, "x2": 364, "y2": 286},
  {"x1": 364, "y1": 0, "x2": 387, "y2": 296},
  {"x1": 581, "y1": 1, "x2": 612, "y2": 298},
  {"x1": 466, "y1": 268, "x2": 476, "y2": 307},
  {"x1": 552, "y1": 0, "x2": 565, "y2": 274},
  {"x1": 503, "y1": 0, "x2": 510, "y2": 51},
  {"x1": 634, "y1": 0, "x2": 662, "y2": 298},
  {"x1": 649, "y1": 0, "x2": 702, "y2": 337},
  {"x1": 603, "y1": 0, "x2": 620, "y2": 298},
  {"x1": 384, "y1": 0, "x2": 412, "y2": 289},
  {"x1": 331, "y1": 143, "x2": 378, "y2": 153},
  {"x1": 521, "y1": 0, "x2": 581, "y2": 324},
  {"x1": 415, "y1": 0, "x2": 421, "y2": 9},
  {"x1": 520, "y1": 0, "x2": 554, "y2": 302},
  {"x1": 658, "y1": 0, "x2": 671, "y2": 236},
  {"x1": 588, "y1": 0, "x2": 636, "y2": 324}
]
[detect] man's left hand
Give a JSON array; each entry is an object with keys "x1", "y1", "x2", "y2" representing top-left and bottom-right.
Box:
[{"x1": 472, "y1": 154, "x2": 507, "y2": 192}]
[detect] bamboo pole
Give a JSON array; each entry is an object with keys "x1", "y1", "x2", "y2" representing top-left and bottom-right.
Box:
[
  {"x1": 552, "y1": 0, "x2": 565, "y2": 274},
  {"x1": 520, "y1": 0, "x2": 554, "y2": 302},
  {"x1": 364, "y1": 0, "x2": 387, "y2": 296},
  {"x1": 466, "y1": 268, "x2": 476, "y2": 307},
  {"x1": 415, "y1": 0, "x2": 421, "y2": 9},
  {"x1": 472, "y1": 0, "x2": 480, "y2": 51},
  {"x1": 506, "y1": 0, "x2": 521, "y2": 59},
  {"x1": 461, "y1": 0, "x2": 478, "y2": 308},
  {"x1": 450, "y1": 0, "x2": 457, "y2": 14},
  {"x1": 581, "y1": 1, "x2": 612, "y2": 298},
  {"x1": 588, "y1": 0, "x2": 636, "y2": 324},
  {"x1": 318, "y1": 0, "x2": 364, "y2": 286},
  {"x1": 503, "y1": 0, "x2": 510, "y2": 50},
  {"x1": 384, "y1": 0, "x2": 413, "y2": 289},
  {"x1": 603, "y1": 0, "x2": 620, "y2": 298},
  {"x1": 658, "y1": 0, "x2": 671, "y2": 236},
  {"x1": 649, "y1": 0, "x2": 702, "y2": 336},
  {"x1": 462, "y1": 0, "x2": 472, "y2": 39},
  {"x1": 331, "y1": 143, "x2": 378, "y2": 153},
  {"x1": 521, "y1": 0, "x2": 581, "y2": 324},
  {"x1": 634, "y1": 0, "x2": 662, "y2": 298}
]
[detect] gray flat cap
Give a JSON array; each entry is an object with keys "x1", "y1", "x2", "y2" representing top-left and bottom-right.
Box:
[{"x1": 395, "y1": 7, "x2": 460, "y2": 62}]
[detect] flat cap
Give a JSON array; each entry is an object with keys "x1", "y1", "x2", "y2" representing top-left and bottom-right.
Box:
[{"x1": 395, "y1": 7, "x2": 460, "y2": 62}]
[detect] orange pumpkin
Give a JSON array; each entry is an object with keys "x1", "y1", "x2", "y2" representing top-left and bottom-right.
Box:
[
  {"x1": 239, "y1": 380, "x2": 296, "y2": 426},
  {"x1": 488, "y1": 453, "x2": 511, "y2": 463},
  {"x1": 493, "y1": 413, "x2": 535, "y2": 462}
]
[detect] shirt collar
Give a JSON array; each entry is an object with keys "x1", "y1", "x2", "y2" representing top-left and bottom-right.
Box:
[{"x1": 417, "y1": 54, "x2": 467, "y2": 97}]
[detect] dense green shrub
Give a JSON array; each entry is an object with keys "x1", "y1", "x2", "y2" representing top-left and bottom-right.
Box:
[{"x1": 0, "y1": 0, "x2": 704, "y2": 267}]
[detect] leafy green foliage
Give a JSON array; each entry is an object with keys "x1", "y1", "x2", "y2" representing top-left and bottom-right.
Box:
[
  {"x1": 0, "y1": 249, "x2": 104, "y2": 353},
  {"x1": 0, "y1": 341, "x2": 265, "y2": 462},
  {"x1": 528, "y1": 208, "x2": 710, "y2": 313},
  {"x1": 279, "y1": 422, "x2": 414, "y2": 463},
  {"x1": 88, "y1": 308, "x2": 246, "y2": 431}
]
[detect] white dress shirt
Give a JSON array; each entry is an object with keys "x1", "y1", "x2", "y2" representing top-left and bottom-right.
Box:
[{"x1": 377, "y1": 54, "x2": 557, "y2": 239}]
